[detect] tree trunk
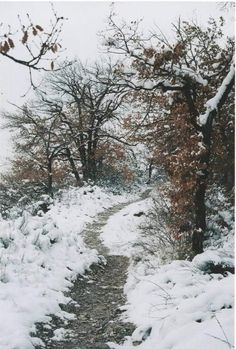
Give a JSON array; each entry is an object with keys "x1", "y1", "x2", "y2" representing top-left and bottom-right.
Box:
[
  {"x1": 146, "y1": 159, "x2": 153, "y2": 184},
  {"x1": 192, "y1": 178, "x2": 206, "y2": 254},
  {"x1": 87, "y1": 129, "x2": 96, "y2": 181},
  {"x1": 66, "y1": 148, "x2": 83, "y2": 187},
  {"x1": 184, "y1": 69, "x2": 234, "y2": 254},
  {"x1": 47, "y1": 160, "x2": 53, "y2": 198},
  {"x1": 193, "y1": 68, "x2": 234, "y2": 254},
  {"x1": 86, "y1": 127, "x2": 98, "y2": 181},
  {"x1": 87, "y1": 153, "x2": 97, "y2": 181},
  {"x1": 183, "y1": 86, "x2": 207, "y2": 254},
  {"x1": 192, "y1": 108, "x2": 216, "y2": 253},
  {"x1": 78, "y1": 141, "x2": 88, "y2": 181}
]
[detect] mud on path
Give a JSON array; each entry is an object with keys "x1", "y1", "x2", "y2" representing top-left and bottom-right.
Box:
[{"x1": 33, "y1": 191, "x2": 150, "y2": 349}]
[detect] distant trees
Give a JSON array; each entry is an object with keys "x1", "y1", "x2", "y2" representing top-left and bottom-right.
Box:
[
  {"x1": 103, "y1": 14, "x2": 235, "y2": 254},
  {"x1": 0, "y1": 9, "x2": 67, "y2": 212},
  {"x1": 44, "y1": 61, "x2": 129, "y2": 181},
  {"x1": 3, "y1": 103, "x2": 69, "y2": 197},
  {"x1": 1, "y1": 60, "x2": 134, "y2": 209}
]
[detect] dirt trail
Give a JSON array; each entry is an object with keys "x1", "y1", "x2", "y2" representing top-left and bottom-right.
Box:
[{"x1": 34, "y1": 191, "x2": 150, "y2": 349}]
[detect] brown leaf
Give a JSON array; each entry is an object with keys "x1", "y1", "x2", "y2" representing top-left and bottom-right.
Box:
[
  {"x1": 22, "y1": 31, "x2": 28, "y2": 44},
  {"x1": 51, "y1": 44, "x2": 58, "y2": 53},
  {"x1": 8, "y1": 38, "x2": 14, "y2": 49},
  {"x1": 32, "y1": 27, "x2": 37, "y2": 36},
  {"x1": 35, "y1": 25, "x2": 43, "y2": 32},
  {"x1": 3, "y1": 41, "x2": 10, "y2": 53}
]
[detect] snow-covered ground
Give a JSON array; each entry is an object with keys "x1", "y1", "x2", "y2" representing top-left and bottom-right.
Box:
[
  {"x1": 0, "y1": 186, "x2": 135, "y2": 349},
  {"x1": 101, "y1": 197, "x2": 153, "y2": 257},
  {"x1": 101, "y1": 191, "x2": 234, "y2": 349},
  {"x1": 0, "y1": 184, "x2": 234, "y2": 349}
]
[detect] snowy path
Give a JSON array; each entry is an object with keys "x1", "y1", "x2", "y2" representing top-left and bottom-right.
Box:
[{"x1": 33, "y1": 191, "x2": 150, "y2": 349}]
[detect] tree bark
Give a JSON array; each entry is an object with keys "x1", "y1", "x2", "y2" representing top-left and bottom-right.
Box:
[
  {"x1": 192, "y1": 179, "x2": 206, "y2": 253},
  {"x1": 146, "y1": 159, "x2": 153, "y2": 184},
  {"x1": 66, "y1": 148, "x2": 83, "y2": 187},
  {"x1": 186, "y1": 68, "x2": 234, "y2": 254},
  {"x1": 77, "y1": 140, "x2": 88, "y2": 181},
  {"x1": 47, "y1": 160, "x2": 53, "y2": 198}
]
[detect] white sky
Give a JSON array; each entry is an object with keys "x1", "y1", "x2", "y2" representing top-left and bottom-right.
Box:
[{"x1": 0, "y1": 1, "x2": 234, "y2": 169}]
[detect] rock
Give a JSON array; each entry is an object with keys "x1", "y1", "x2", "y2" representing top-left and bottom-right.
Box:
[
  {"x1": 132, "y1": 341, "x2": 142, "y2": 346},
  {"x1": 142, "y1": 326, "x2": 152, "y2": 340},
  {"x1": 133, "y1": 211, "x2": 144, "y2": 217}
]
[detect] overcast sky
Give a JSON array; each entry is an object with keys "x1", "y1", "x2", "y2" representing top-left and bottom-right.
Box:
[{"x1": 0, "y1": 1, "x2": 234, "y2": 169}]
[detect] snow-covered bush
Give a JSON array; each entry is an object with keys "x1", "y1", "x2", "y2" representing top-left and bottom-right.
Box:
[
  {"x1": 205, "y1": 186, "x2": 234, "y2": 247},
  {"x1": 32, "y1": 194, "x2": 54, "y2": 216},
  {"x1": 117, "y1": 253, "x2": 234, "y2": 349}
]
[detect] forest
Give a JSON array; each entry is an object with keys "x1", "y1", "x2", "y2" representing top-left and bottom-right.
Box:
[{"x1": 0, "y1": 3, "x2": 234, "y2": 349}]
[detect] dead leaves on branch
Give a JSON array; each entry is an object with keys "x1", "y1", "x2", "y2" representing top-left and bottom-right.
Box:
[
  {"x1": 0, "y1": 10, "x2": 64, "y2": 71},
  {"x1": 21, "y1": 31, "x2": 28, "y2": 44},
  {"x1": 21, "y1": 24, "x2": 44, "y2": 44},
  {"x1": 0, "y1": 40, "x2": 9, "y2": 53}
]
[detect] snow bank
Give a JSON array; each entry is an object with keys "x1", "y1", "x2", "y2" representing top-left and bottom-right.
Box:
[
  {"x1": 0, "y1": 185, "x2": 132, "y2": 349},
  {"x1": 101, "y1": 198, "x2": 153, "y2": 257},
  {"x1": 108, "y1": 249, "x2": 234, "y2": 349},
  {"x1": 115, "y1": 255, "x2": 234, "y2": 349}
]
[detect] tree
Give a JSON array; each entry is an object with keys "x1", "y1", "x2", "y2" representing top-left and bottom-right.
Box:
[
  {"x1": 0, "y1": 7, "x2": 66, "y2": 212},
  {"x1": 103, "y1": 14, "x2": 235, "y2": 254},
  {"x1": 1, "y1": 59, "x2": 134, "y2": 204},
  {"x1": 44, "y1": 61, "x2": 130, "y2": 182},
  {"x1": 2, "y1": 102, "x2": 69, "y2": 197}
]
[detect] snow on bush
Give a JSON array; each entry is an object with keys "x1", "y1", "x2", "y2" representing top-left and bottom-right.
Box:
[
  {"x1": 0, "y1": 185, "x2": 132, "y2": 349},
  {"x1": 109, "y1": 248, "x2": 234, "y2": 349}
]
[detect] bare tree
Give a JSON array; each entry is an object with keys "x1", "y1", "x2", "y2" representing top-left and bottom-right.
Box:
[
  {"x1": 44, "y1": 61, "x2": 129, "y2": 181},
  {"x1": 3, "y1": 102, "x2": 67, "y2": 197}
]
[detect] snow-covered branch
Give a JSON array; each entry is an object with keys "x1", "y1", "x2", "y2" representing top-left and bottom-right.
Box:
[{"x1": 199, "y1": 62, "x2": 235, "y2": 126}]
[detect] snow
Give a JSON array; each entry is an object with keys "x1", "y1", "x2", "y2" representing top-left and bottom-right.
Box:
[
  {"x1": 0, "y1": 185, "x2": 134, "y2": 349},
  {"x1": 103, "y1": 189, "x2": 234, "y2": 349},
  {"x1": 172, "y1": 66, "x2": 208, "y2": 86},
  {"x1": 51, "y1": 327, "x2": 73, "y2": 341},
  {"x1": 199, "y1": 62, "x2": 235, "y2": 126},
  {"x1": 192, "y1": 249, "x2": 234, "y2": 272},
  {"x1": 0, "y1": 184, "x2": 233, "y2": 349},
  {"x1": 109, "y1": 255, "x2": 234, "y2": 349},
  {"x1": 101, "y1": 198, "x2": 153, "y2": 257},
  {"x1": 142, "y1": 80, "x2": 156, "y2": 89}
]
